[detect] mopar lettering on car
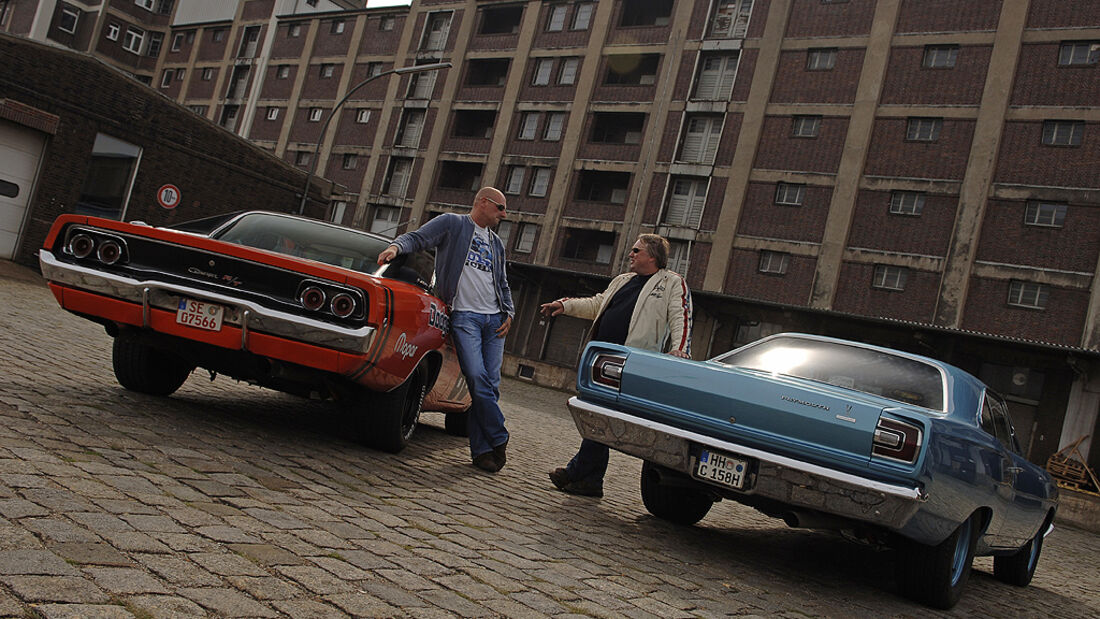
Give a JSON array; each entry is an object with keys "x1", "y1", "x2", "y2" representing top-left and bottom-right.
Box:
[
  {"x1": 186, "y1": 266, "x2": 242, "y2": 287},
  {"x1": 394, "y1": 332, "x2": 418, "y2": 359},
  {"x1": 428, "y1": 303, "x2": 450, "y2": 334},
  {"x1": 781, "y1": 394, "x2": 829, "y2": 411}
]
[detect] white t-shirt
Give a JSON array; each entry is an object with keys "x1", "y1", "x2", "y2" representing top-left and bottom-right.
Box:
[{"x1": 452, "y1": 222, "x2": 500, "y2": 314}]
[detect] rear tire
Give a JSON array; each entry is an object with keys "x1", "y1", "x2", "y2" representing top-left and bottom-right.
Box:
[
  {"x1": 112, "y1": 333, "x2": 193, "y2": 396},
  {"x1": 444, "y1": 409, "x2": 469, "y2": 437},
  {"x1": 639, "y1": 461, "x2": 713, "y2": 525},
  {"x1": 896, "y1": 514, "x2": 978, "y2": 609},
  {"x1": 993, "y1": 525, "x2": 1044, "y2": 587},
  {"x1": 354, "y1": 367, "x2": 426, "y2": 453}
]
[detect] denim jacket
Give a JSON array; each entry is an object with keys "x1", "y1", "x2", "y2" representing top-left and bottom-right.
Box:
[{"x1": 390, "y1": 213, "x2": 515, "y2": 317}]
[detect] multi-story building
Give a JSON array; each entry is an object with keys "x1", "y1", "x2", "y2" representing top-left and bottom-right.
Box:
[{"x1": 3, "y1": 0, "x2": 1099, "y2": 472}]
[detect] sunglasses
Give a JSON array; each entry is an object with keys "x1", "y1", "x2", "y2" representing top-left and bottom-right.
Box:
[
  {"x1": 485, "y1": 197, "x2": 506, "y2": 211},
  {"x1": 630, "y1": 247, "x2": 644, "y2": 254}
]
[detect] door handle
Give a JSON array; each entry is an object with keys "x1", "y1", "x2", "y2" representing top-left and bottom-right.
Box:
[{"x1": 1007, "y1": 466, "x2": 1023, "y2": 474}]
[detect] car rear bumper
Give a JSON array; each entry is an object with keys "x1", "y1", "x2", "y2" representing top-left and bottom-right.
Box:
[
  {"x1": 40, "y1": 250, "x2": 376, "y2": 355},
  {"x1": 568, "y1": 396, "x2": 925, "y2": 531}
]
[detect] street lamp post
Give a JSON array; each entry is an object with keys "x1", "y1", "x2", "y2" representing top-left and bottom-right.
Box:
[{"x1": 296, "y1": 61, "x2": 452, "y2": 216}]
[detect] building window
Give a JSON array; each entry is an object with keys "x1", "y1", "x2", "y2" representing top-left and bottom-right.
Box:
[
  {"x1": 146, "y1": 32, "x2": 163, "y2": 57},
  {"x1": 370, "y1": 206, "x2": 402, "y2": 236},
  {"x1": 330, "y1": 19, "x2": 345, "y2": 34},
  {"x1": 160, "y1": 70, "x2": 173, "y2": 88},
  {"x1": 356, "y1": 109, "x2": 371, "y2": 124},
  {"x1": 667, "y1": 241, "x2": 691, "y2": 277},
  {"x1": 384, "y1": 157, "x2": 412, "y2": 197},
  {"x1": 75, "y1": 134, "x2": 142, "y2": 221},
  {"x1": 1042, "y1": 120, "x2": 1083, "y2": 146},
  {"x1": 544, "y1": 112, "x2": 566, "y2": 141},
  {"x1": 497, "y1": 221, "x2": 514, "y2": 249},
  {"x1": 529, "y1": 168, "x2": 551, "y2": 197},
  {"x1": 872, "y1": 265, "x2": 908, "y2": 291},
  {"x1": 188, "y1": 105, "x2": 207, "y2": 115},
  {"x1": 266, "y1": 107, "x2": 279, "y2": 121},
  {"x1": 576, "y1": 170, "x2": 630, "y2": 205},
  {"x1": 889, "y1": 191, "x2": 925, "y2": 216},
  {"x1": 380, "y1": 16, "x2": 395, "y2": 31},
  {"x1": 175, "y1": 68, "x2": 185, "y2": 80},
  {"x1": 561, "y1": 228, "x2": 614, "y2": 263},
  {"x1": 679, "y1": 115, "x2": 722, "y2": 163},
  {"x1": 807, "y1": 48, "x2": 837, "y2": 71},
  {"x1": 791, "y1": 115, "x2": 820, "y2": 138},
  {"x1": 107, "y1": 23, "x2": 120, "y2": 40},
  {"x1": 1058, "y1": 41, "x2": 1100, "y2": 66},
  {"x1": 289, "y1": 24, "x2": 301, "y2": 38},
  {"x1": 573, "y1": 3, "x2": 595, "y2": 30},
  {"x1": 135, "y1": 0, "x2": 154, "y2": 10},
  {"x1": 775, "y1": 182, "x2": 805, "y2": 206},
  {"x1": 342, "y1": 154, "x2": 358, "y2": 170},
  {"x1": 532, "y1": 58, "x2": 553, "y2": 86},
  {"x1": 758, "y1": 250, "x2": 789, "y2": 275},
  {"x1": 1007, "y1": 281, "x2": 1048, "y2": 309},
  {"x1": 123, "y1": 27, "x2": 145, "y2": 54},
  {"x1": 558, "y1": 57, "x2": 579, "y2": 85},
  {"x1": 437, "y1": 160, "x2": 484, "y2": 191},
  {"x1": 693, "y1": 53, "x2": 738, "y2": 100},
  {"x1": 452, "y1": 109, "x2": 496, "y2": 138},
  {"x1": 479, "y1": 4, "x2": 522, "y2": 35},
  {"x1": 664, "y1": 177, "x2": 707, "y2": 228},
  {"x1": 547, "y1": 4, "x2": 567, "y2": 31},
  {"x1": 408, "y1": 71, "x2": 437, "y2": 99},
  {"x1": 59, "y1": 8, "x2": 78, "y2": 34},
  {"x1": 619, "y1": 0, "x2": 672, "y2": 27},
  {"x1": 505, "y1": 167, "x2": 525, "y2": 194},
  {"x1": 212, "y1": 29, "x2": 226, "y2": 43},
  {"x1": 366, "y1": 62, "x2": 383, "y2": 78},
  {"x1": 276, "y1": 65, "x2": 290, "y2": 79},
  {"x1": 202, "y1": 68, "x2": 214, "y2": 81},
  {"x1": 396, "y1": 109, "x2": 425, "y2": 147},
  {"x1": 517, "y1": 112, "x2": 539, "y2": 140},
  {"x1": 906, "y1": 117, "x2": 942, "y2": 141},
  {"x1": 515, "y1": 223, "x2": 537, "y2": 253},
  {"x1": 923, "y1": 45, "x2": 958, "y2": 68},
  {"x1": 309, "y1": 108, "x2": 323, "y2": 122},
  {"x1": 604, "y1": 53, "x2": 659, "y2": 85},
  {"x1": 422, "y1": 12, "x2": 451, "y2": 51},
  {"x1": 590, "y1": 112, "x2": 645, "y2": 144},
  {"x1": 321, "y1": 64, "x2": 335, "y2": 78},
  {"x1": 171, "y1": 33, "x2": 184, "y2": 51},
  {"x1": 1024, "y1": 201, "x2": 1067, "y2": 227}
]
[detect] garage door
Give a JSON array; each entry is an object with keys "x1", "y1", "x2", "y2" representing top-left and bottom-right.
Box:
[{"x1": 0, "y1": 119, "x2": 47, "y2": 259}]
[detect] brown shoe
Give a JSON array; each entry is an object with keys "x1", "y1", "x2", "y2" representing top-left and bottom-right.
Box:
[
  {"x1": 548, "y1": 467, "x2": 571, "y2": 490},
  {"x1": 492, "y1": 440, "x2": 508, "y2": 469},
  {"x1": 473, "y1": 452, "x2": 501, "y2": 473}
]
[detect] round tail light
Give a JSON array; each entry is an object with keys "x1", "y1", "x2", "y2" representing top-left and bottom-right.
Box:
[
  {"x1": 97, "y1": 240, "x2": 122, "y2": 265},
  {"x1": 300, "y1": 286, "x2": 326, "y2": 311},
  {"x1": 69, "y1": 234, "x2": 95, "y2": 259},
  {"x1": 330, "y1": 293, "x2": 356, "y2": 318}
]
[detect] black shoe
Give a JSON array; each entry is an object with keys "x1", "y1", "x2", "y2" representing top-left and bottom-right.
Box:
[
  {"x1": 492, "y1": 440, "x2": 508, "y2": 470},
  {"x1": 562, "y1": 477, "x2": 603, "y2": 498},
  {"x1": 473, "y1": 452, "x2": 501, "y2": 473},
  {"x1": 548, "y1": 467, "x2": 571, "y2": 490}
]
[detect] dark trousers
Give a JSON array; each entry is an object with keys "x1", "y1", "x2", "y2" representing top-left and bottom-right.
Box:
[{"x1": 564, "y1": 438, "x2": 609, "y2": 483}]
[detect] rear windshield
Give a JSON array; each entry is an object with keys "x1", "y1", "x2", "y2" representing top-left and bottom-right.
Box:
[
  {"x1": 715, "y1": 337, "x2": 946, "y2": 411},
  {"x1": 214, "y1": 213, "x2": 390, "y2": 273}
]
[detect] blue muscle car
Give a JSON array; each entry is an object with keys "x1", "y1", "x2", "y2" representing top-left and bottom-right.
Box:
[{"x1": 567, "y1": 333, "x2": 1057, "y2": 609}]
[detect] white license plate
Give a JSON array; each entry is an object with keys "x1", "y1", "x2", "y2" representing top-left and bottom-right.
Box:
[
  {"x1": 692, "y1": 448, "x2": 749, "y2": 490},
  {"x1": 176, "y1": 298, "x2": 224, "y2": 332}
]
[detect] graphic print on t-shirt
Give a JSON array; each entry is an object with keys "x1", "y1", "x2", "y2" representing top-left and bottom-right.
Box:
[{"x1": 465, "y1": 233, "x2": 493, "y2": 272}]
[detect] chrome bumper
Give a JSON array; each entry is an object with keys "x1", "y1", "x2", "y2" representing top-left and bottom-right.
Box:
[
  {"x1": 40, "y1": 251, "x2": 376, "y2": 353},
  {"x1": 568, "y1": 396, "x2": 924, "y2": 531}
]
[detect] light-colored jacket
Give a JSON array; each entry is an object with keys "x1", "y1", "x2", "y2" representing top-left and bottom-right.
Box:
[{"x1": 558, "y1": 269, "x2": 692, "y2": 355}]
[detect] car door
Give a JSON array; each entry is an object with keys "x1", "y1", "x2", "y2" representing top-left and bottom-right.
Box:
[{"x1": 987, "y1": 392, "x2": 1048, "y2": 545}]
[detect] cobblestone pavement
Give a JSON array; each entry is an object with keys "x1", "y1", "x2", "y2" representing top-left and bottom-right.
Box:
[{"x1": 0, "y1": 259, "x2": 1097, "y2": 618}]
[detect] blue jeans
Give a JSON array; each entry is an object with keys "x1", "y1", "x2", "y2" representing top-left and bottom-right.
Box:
[
  {"x1": 450, "y1": 311, "x2": 509, "y2": 458},
  {"x1": 565, "y1": 439, "x2": 609, "y2": 483}
]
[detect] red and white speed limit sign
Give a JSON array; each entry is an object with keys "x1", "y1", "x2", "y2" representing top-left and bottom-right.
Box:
[{"x1": 157, "y1": 184, "x2": 181, "y2": 209}]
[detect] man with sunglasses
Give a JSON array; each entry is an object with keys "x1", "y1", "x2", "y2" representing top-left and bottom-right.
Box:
[
  {"x1": 378, "y1": 187, "x2": 514, "y2": 472},
  {"x1": 539, "y1": 234, "x2": 692, "y2": 496}
]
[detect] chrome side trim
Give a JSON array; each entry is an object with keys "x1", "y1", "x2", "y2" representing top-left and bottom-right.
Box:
[
  {"x1": 568, "y1": 396, "x2": 923, "y2": 530},
  {"x1": 41, "y1": 251, "x2": 375, "y2": 354}
]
